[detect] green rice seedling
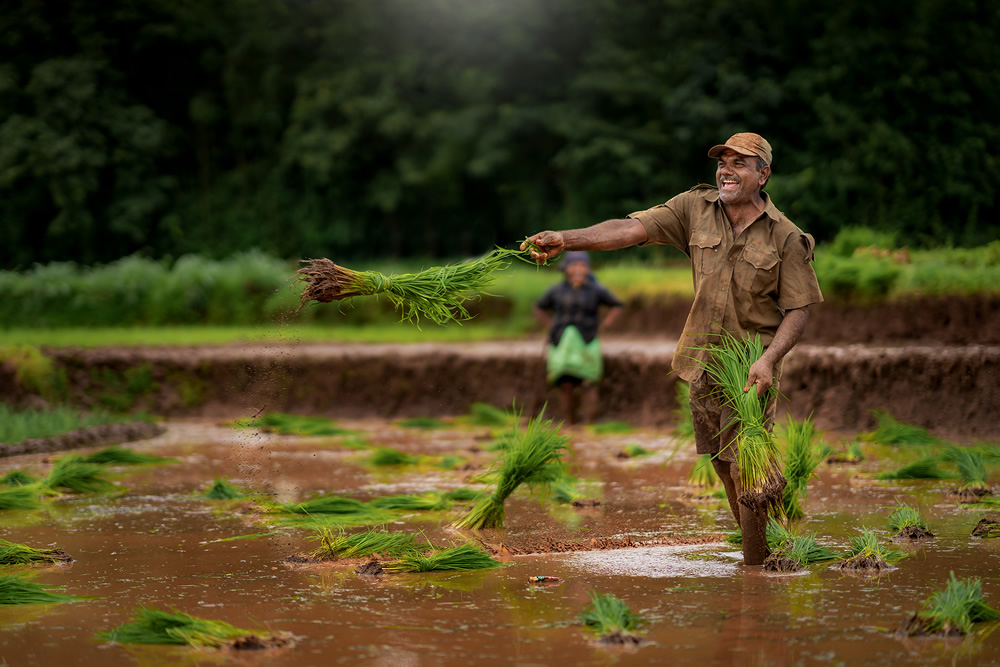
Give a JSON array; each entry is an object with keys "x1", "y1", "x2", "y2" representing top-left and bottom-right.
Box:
[
  {"x1": 81, "y1": 446, "x2": 175, "y2": 465},
  {"x1": 900, "y1": 572, "x2": 1000, "y2": 636},
  {"x1": 942, "y1": 446, "x2": 992, "y2": 500},
  {"x1": 463, "y1": 402, "x2": 512, "y2": 427},
  {"x1": 279, "y1": 495, "x2": 371, "y2": 515},
  {"x1": 620, "y1": 443, "x2": 651, "y2": 458},
  {"x1": 251, "y1": 412, "x2": 355, "y2": 436},
  {"x1": 687, "y1": 454, "x2": 720, "y2": 489},
  {"x1": 309, "y1": 527, "x2": 430, "y2": 560},
  {"x1": 725, "y1": 519, "x2": 791, "y2": 551},
  {"x1": 550, "y1": 474, "x2": 587, "y2": 504},
  {"x1": 98, "y1": 606, "x2": 276, "y2": 647},
  {"x1": 695, "y1": 332, "x2": 783, "y2": 513},
  {"x1": 886, "y1": 502, "x2": 934, "y2": 539},
  {"x1": 764, "y1": 532, "x2": 839, "y2": 572},
  {"x1": 673, "y1": 381, "x2": 695, "y2": 442},
  {"x1": 862, "y1": 410, "x2": 945, "y2": 446},
  {"x1": 370, "y1": 447, "x2": 418, "y2": 466},
  {"x1": 590, "y1": 421, "x2": 635, "y2": 435},
  {"x1": 396, "y1": 416, "x2": 450, "y2": 430},
  {"x1": 382, "y1": 542, "x2": 503, "y2": 572},
  {"x1": 579, "y1": 591, "x2": 646, "y2": 641},
  {"x1": 0, "y1": 538, "x2": 72, "y2": 565},
  {"x1": 827, "y1": 440, "x2": 866, "y2": 463},
  {"x1": 1, "y1": 469, "x2": 37, "y2": 486},
  {"x1": 975, "y1": 443, "x2": 1000, "y2": 464},
  {"x1": 201, "y1": 478, "x2": 249, "y2": 500},
  {"x1": 44, "y1": 455, "x2": 118, "y2": 494},
  {"x1": 837, "y1": 528, "x2": 906, "y2": 572},
  {"x1": 780, "y1": 416, "x2": 825, "y2": 520},
  {"x1": 0, "y1": 486, "x2": 42, "y2": 510},
  {"x1": 434, "y1": 455, "x2": 464, "y2": 470},
  {"x1": 454, "y1": 408, "x2": 570, "y2": 530},
  {"x1": 875, "y1": 457, "x2": 954, "y2": 480},
  {"x1": 370, "y1": 493, "x2": 450, "y2": 511},
  {"x1": 0, "y1": 573, "x2": 84, "y2": 605},
  {"x1": 295, "y1": 247, "x2": 532, "y2": 326},
  {"x1": 444, "y1": 488, "x2": 487, "y2": 502}
]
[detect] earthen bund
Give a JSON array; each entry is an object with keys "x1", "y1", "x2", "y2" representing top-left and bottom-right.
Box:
[{"x1": 36, "y1": 340, "x2": 1000, "y2": 441}]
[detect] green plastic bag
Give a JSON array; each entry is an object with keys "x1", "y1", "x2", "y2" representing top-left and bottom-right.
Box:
[{"x1": 547, "y1": 325, "x2": 603, "y2": 384}]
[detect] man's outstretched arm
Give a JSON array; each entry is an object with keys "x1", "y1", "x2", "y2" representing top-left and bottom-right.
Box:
[{"x1": 521, "y1": 219, "x2": 648, "y2": 263}]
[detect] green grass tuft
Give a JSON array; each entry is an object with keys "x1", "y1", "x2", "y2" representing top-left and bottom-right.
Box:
[
  {"x1": 0, "y1": 573, "x2": 84, "y2": 605},
  {"x1": 382, "y1": 542, "x2": 503, "y2": 572},
  {"x1": 242, "y1": 412, "x2": 356, "y2": 437},
  {"x1": 44, "y1": 455, "x2": 118, "y2": 494},
  {"x1": 621, "y1": 443, "x2": 651, "y2": 458},
  {"x1": 462, "y1": 402, "x2": 513, "y2": 427},
  {"x1": 201, "y1": 478, "x2": 249, "y2": 500},
  {"x1": 886, "y1": 502, "x2": 932, "y2": 534},
  {"x1": 942, "y1": 446, "x2": 991, "y2": 491},
  {"x1": 81, "y1": 446, "x2": 175, "y2": 465},
  {"x1": 98, "y1": 606, "x2": 264, "y2": 646},
  {"x1": 905, "y1": 572, "x2": 1000, "y2": 636},
  {"x1": 396, "y1": 416, "x2": 451, "y2": 430},
  {"x1": 370, "y1": 447, "x2": 419, "y2": 466},
  {"x1": 0, "y1": 486, "x2": 42, "y2": 510},
  {"x1": 875, "y1": 457, "x2": 954, "y2": 480},
  {"x1": 1, "y1": 469, "x2": 38, "y2": 486},
  {"x1": 579, "y1": 591, "x2": 645, "y2": 637},
  {"x1": 839, "y1": 528, "x2": 906, "y2": 569}
]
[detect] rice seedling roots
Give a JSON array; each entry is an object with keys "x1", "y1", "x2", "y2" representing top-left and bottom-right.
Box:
[
  {"x1": 229, "y1": 634, "x2": 294, "y2": 650},
  {"x1": 763, "y1": 555, "x2": 803, "y2": 573},
  {"x1": 896, "y1": 614, "x2": 964, "y2": 638},
  {"x1": 355, "y1": 559, "x2": 385, "y2": 576},
  {"x1": 892, "y1": 526, "x2": 936, "y2": 540},
  {"x1": 954, "y1": 487, "x2": 993, "y2": 502},
  {"x1": 596, "y1": 631, "x2": 645, "y2": 646},
  {"x1": 0, "y1": 422, "x2": 164, "y2": 458},
  {"x1": 836, "y1": 555, "x2": 891, "y2": 573},
  {"x1": 971, "y1": 516, "x2": 1000, "y2": 538}
]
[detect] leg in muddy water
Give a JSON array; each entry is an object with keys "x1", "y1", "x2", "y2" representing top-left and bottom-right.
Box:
[
  {"x1": 580, "y1": 382, "x2": 599, "y2": 424},
  {"x1": 731, "y1": 463, "x2": 770, "y2": 566},
  {"x1": 558, "y1": 381, "x2": 577, "y2": 425}
]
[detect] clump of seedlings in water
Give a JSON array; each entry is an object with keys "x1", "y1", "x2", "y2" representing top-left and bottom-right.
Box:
[
  {"x1": 875, "y1": 456, "x2": 953, "y2": 480},
  {"x1": 370, "y1": 447, "x2": 419, "y2": 466},
  {"x1": 271, "y1": 494, "x2": 394, "y2": 528},
  {"x1": 295, "y1": 247, "x2": 533, "y2": 326},
  {"x1": 80, "y1": 446, "x2": 175, "y2": 465},
  {"x1": 550, "y1": 474, "x2": 599, "y2": 507},
  {"x1": 99, "y1": 606, "x2": 292, "y2": 649},
  {"x1": 0, "y1": 486, "x2": 42, "y2": 511},
  {"x1": 617, "y1": 443, "x2": 651, "y2": 458},
  {"x1": 0, "y1": 538, "x2": 73, "y2": 565},
  {"x1": 780, "y1": 416, "x2": 826, "y2": 520},
  {"x1": 370, "y1": 493, "x2": 451, "y2": 511},
  {"x1": 887, "y1": 502, "x2": 935, "y2": 540},
  {"x1": 591, "y1": 421, "x2": 635, "y2": 435},
  {"x1": 827, "y1": 441, "x2": 865, "y2": 464},
  {"x1": 201, "y1": 478, "x2": 250, "y2": 500},
  {"x1": 943, "y1": 446, "x2": 993, "y2": 501},
  {"x1": 763, "y1": 519, "x2": 839, "y2": 573},
  {"x1": 44, "y1": 454, "x2": 118, "y2": 494},
  {"x1": 462, "y1": 402, "x2": 513, "y2": 427},
  {"x1": 862, "y1": 410, "x2": 945, "y2": 446},
  {"x1": 836, "y1": 528, "x2": 905, "y2": 573},
  {"x1": 308, "y1": 527, "x2": 430, "y2": 561},
  {"x1": 970, "y1": 516, "x2": 1000, "y2": 538},
  {"x1": 237, "y1": 412, "x2": 356, "y2": 437},
  {"x1": 1, "y1": 469, "x2": 38, "y2": 486},
  {"x1": 898, "y1": 572, "x2": 1000, "y2": 637},
  {"x1": 579, "y1": 591, "x2": 646, "y2": 645},
  {"x1": 0, "y1": 573, "x2": 86, "y2": 605},
  {"x1": 454, "y1": 407, "x2": 570, "y2": 530},
  {"x1": 381, "y1": 542, "x2": 503, "y2": 572}
]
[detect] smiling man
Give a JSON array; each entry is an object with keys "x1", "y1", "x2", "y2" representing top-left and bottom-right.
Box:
[{"x1": 521, "y1": 132, "x2": 823, "y2": 566}]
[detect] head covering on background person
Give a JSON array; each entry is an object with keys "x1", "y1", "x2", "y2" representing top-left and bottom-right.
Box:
[{"x1": 561, "y1": 251, "x2": 590, "y2": 272}]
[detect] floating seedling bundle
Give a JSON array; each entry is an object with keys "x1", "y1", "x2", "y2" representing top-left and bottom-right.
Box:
[
  {"x1": 836, "y1": 528, "x2": 905, "y2": 573},
  {"x1": 899, "y1": 572, "x2": 1000, "y2": 636},
  {"x1": 309, "y1": 527, "x2": 430, "y2": 561},
  {"x1": 453, "y1": 408, "x2": 570, "y2": 530},
  {"x1": 99, "y1": 606, "x2": 291, "y2": 649},
  {"x1": 295, "y1": 247, "x2": 532, "y2": 325},
  {"x1": 579, "y1": 591, "x2": 646, "y2": 645},
  {"x1": 943, "y1": 446, "x2": 993, "y2": 501},
  {"x1": 887, "y1": 502, "x2": 935, "y2": 539},
  {"x1": 0, "y1": 538, "x2": 72, "y2": 565},
  {"x1": 80, "y1": 446, "x2": 174, "y2": 465},
  {"x1": 381, "y1": 542, "x2": 503, "y2": 572},
  {"x1": 0, "y1": 573, "x2": 85, "y2": 605},
  {"x1": 44, "y1": 454, "x2": 118, "y2": 494}
]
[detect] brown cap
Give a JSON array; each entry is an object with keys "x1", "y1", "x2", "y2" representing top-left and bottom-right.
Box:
[{"x1": 707, "y1": 132, "x2": 772, "y2": 166}]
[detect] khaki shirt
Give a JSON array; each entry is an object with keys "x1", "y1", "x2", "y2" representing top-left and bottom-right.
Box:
[{"x1": 628, "y1": 185, "x2": 824, "y2": 381}]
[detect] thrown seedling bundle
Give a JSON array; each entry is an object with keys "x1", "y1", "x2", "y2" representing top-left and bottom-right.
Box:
[
  {"x1": 0, "y1": 573, "x2": 85, "y2": 605},
  {"x1": 579, "y1": 591, "x2": 646, "y2": 645},
  {"x1": 762, "y1": 520, "x2": 839, "y2": 573},
  {"x1": 453, "y1": 408, "x2": 570, "y2": 530},
  {"x1": 863, "y1": 410, "x2": 945, "y2": 446},
  {"x1": 687, "y1": 453, "x2": 720, "y2": 489},
  {"x1": 309, "y1": 527, "x2": 430, "y2": 561},
  {"x1": 201, "y1": 478, "x2": 250, "y2": 500},
  {"x1": 0, "y1": 538, "x2": 72, "y2": 565},
  {"x1": 875, "y1": 457, "x2": 952, "y2": 480},
  {"x1": 44, "y1": 455, "x2": 117, "y2": 494},
  {"x1": 99, "y1": 606, "x2": 291, "y2": 649},
  {"x1": 887, "y1": 502, "x2": 935, "y2": 540},
  {"x1": 381, "y1": 542, "x2": 503, "y2": 572},
  {"x1": 836, "y1": 528, "x2": 905, "y2": 573},
  {"x1": 943, "y1": 446, "x2": 993, "y2": 501},
  {"x1": 80, "y1": 446, "x2": 174, "y2": 465},
  {"x1": 780, "y1": 416, "x2": 826, "y2": 520},
  {"x1": 370, "y1": 493, "x2": 451, "y2": 511},
  {"x1": 1, "y1": 469, "x2": 38, "y2": 486},
  {"x1": 0, "y1": 486, "x2": 41, "y2": 511},
  {"x1": 898, "y1": 572, "x2": 1000, "y2": 637},
  {"x1": 295, "y1": 247, "x2": 532, "y2": 326}
]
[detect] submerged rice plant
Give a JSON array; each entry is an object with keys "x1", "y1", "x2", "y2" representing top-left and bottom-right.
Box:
[
  {"x1": 579, "y1": 591, "x2": 645, "y2": 639},
  {"x1": 862, "y1": 410, "x2": 945, "y2": 446},
  {"x1": 0, "y1": 486, "x2": 42, "y2": 510},
  {"x1": 309, "y1": 527, "x2": 430, "y2": 560},
  {"x1": 454, "y1": 408, "x2": 570, "y2": 529},
  {"x1": 838, "y1": 528, "x2": 906, "y2": 571},
  {"x1": 1, "y1": 469, "x2": 38, "y2": 486},
  {"x1": 781, "y1": 416, "x2": 826, "y2": 520},
  {"x1": 673, "y1": 381, "x2": 695, "y2": 442},
  {"x1": 81, "y1": 446, "x2": 174, "y2": 465},
  {"x1": 0, "y1": 573, "x2": 84, "y2": 605},
  {"x1": 687, "y1": 454, "x2": 720, "y2": 489},
  {"x1": 382, "y1": 542, "x2": 503, "y2": 572},
  {"x1": 0, "y1": 538, "x2": 72, "y2": 565},
  {"x1": 99, "y1": 606, "x2": 268, "y2": 647},
  {"x1": 370, "y1": 493, "x2": 450, "y2": 511},
  {"x1": 295, "y1": 247, "x2": 531, "y2": 326},
  {"x1": 901, "y1": 572, "x2": 1000, "y2": 636},
  {"x1": 44, "y1": 455, "x2": 118, "y2": 494},
  {"x1": 876, "y1": 457, "x2": 954, "y2": 480},
  {"x1": 201, "y1": 478, "x2": 249, "y2": 500},
  {"x1": 886, "y1": 503, "x2": 934, "y2": 538}
]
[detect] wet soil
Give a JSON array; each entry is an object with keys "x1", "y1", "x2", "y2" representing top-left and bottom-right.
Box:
[{"x1": 892, "y1": 525, "x2": 936, "y2": 540}]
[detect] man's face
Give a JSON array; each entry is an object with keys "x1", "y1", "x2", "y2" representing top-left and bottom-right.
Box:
[
  {"x1": 565, "y1": 261, "x2": 589, "y2": 287},
  {"x1": 716, "y1": 149, "x2": 769, "y2": 205}
]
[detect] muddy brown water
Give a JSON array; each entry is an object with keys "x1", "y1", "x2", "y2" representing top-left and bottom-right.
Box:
[{"x1": 2, "y1": 420, "x2": 1000, "y2": 666}]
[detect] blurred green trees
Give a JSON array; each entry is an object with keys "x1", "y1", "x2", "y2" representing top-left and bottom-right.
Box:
[{"x1": 1, "y1": 0, "x2": 997, "y2": 269}]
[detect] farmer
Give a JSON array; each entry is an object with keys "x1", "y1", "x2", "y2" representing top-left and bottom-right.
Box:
[
  {"x1": 533, "y1": 251, "x2": 623, "y2": 425},
  {"x1": 521, "y1": 132, "x2": 824, "y2": 565}
]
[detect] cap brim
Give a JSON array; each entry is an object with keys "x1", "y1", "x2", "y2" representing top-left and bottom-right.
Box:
[{"x1": 707, "y1": 144, "x2": 758, "y2": 159}]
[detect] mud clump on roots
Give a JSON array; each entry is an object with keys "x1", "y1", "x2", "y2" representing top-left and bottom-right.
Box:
[
  {"x1": 836, "y1": 555, "x2": 891, "y2": 574},
  {"x1": 892, "y1": 525, "x2": 936, "y2": 540},
  {"x1": 355, "y1": 559, "x2": 384, "y2": 576},
  {"x1": 596, "y1": 631, "x2": 645, "y2": 646},
  {"x1": 971, "y1": 516, "x2": 1000, "y2": 538},
  {"x1": 229, "y1": 634, "x2": 294, "y2": 650},
  {"x1": 763, "y1": 554, "x2": 803, "y2": 573},
  {"x1": 954, "y1": 487, "x2": 993, "y2": 502},
  {"x1": 571, "y1": 499, "x2": 601, "y2": 508},
  {"x1": 897, "y1": 614, "x2": 964, "y2": 638},
  {"x1": 283, "y1": 553, "x2": 319, "y2": 565}
]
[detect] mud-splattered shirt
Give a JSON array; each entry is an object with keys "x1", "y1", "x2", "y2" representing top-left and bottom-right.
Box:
[
  {"x1": 535, "y1": 277, "x2": 623, "y2": 346},
  {"x1": 628, "y1": 185, "x2": 823, "y2": 381}
]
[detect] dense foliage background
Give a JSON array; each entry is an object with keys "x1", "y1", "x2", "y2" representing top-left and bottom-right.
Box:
[{"x1": 2, "y1": 0, "x2": 998, "y2": 269}]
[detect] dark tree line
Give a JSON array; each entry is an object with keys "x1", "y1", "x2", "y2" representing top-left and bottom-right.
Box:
[{"x1": 1, "y1": 0, "x2": 998, "y2": 269}]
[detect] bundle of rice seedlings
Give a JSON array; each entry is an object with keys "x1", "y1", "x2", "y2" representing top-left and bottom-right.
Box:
[
  {"x1": 370, "y1": 447, "x2": 418, "y2": 466},
  {"x1": 591, "y1": 421, "x2": 636, "y2": 435},
  {"x1": 434, "y1": 455, "x2": 464, "y2": 470},
  {"x1": 0, "y1": 573, "x2": 84, "y2": 605},
  {"x1": 99, "y1": 606, "x2": 286, "y2": 648},
  {"x1": 943, "y1": 446, "x2": 993, "y2": 501},
  {"x1": 836, "y1": 528, "x2": 905, "y2": 572},
  {"x1": 463, "y1": 402, "x2": 512, "y2": 427},
  {"x1": 764, "y1": 533, "x2": 839, "y2": 573},
  {"x1": 0, "y1": 538, "x2": 72, "y2": 565},
  {"x1": 687, "y1": 454, "x2": 720, "y2": 489},
  {"x1": 971, "y1": 516, "x2": 1000, "y2": 538},
  {"x1": 780, "y1": 416, "x2": 826, "y2": 520},
  {"x1": 875, "y1": 457, "x2": 953, "y2": 480},
  {"x1": 295, "y1": 247, "x2": 530, "y2": 326},
  {"x1": 381, "y1": 542, "x2": 503, "y2": 572},
  {"x1": 725, "y1": 518, "x2": 790, "y2": 550},
  {"x1": 899, "y1": 572, "x2": 1000, "y2": 636},
  {"x1": 673, "y1": 381, "x2": 695, "y2": 442},
  {"x1": 887, "y1": 502, "x2": 935, "y2": 539},
  {"x1": 308, "y1": 527, "x2": 430, "y2": 560},
  {"x1": 201, "y1": 478, "x2": 249, "y2": 500},
  {"x1": 696, "y1": 332, "x2": 784, "y2": 513},
  {"x1": 242, "y1": 412, "x2": 355, "y2": 436},
  {"x1": 619, "y1": 443, "x2": 651, "y2": 458},
  {"x1": 862, "y1": 410, "x2": 944, "y2": 446},
  {"x1": 0, "y1": 486, "x2": 42, "y2": 511},
  {"x1": 551, "y1": 475, "x2": 587, "y2": 504},
  {"x1": 44, "y1": 455, "x2": 118, "y2": 494},
  {"x1": 396, "y1": 416, "x2": 450, "y2": 430},
  {"x1": 80, "y1": 446, "x2": 174, "y2": 465},
  {"x1": 453, "y1": 408, "x2": 570, "y2": 530},
  {"x1": 279, "y1": 495, "x2": 371, "y2": 515},
  {"x1": 579, "y1": 591, "x2": 646, "y2": 644},
  {"x1": 370, "y1": 493, "x2": 450, "y2": 511},
  {"x1": 827, "y1": 441, "x2": 865, "y2": 464},
  {"x1": 1, "y1": 469, "x2": 38, "y2": 486},
  {"x1": 444, "y1": 488, "x2": 487, "y2": 503}
]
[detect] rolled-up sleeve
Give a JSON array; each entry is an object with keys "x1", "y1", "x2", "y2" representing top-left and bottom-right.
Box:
[{"x1": 777, "y1": 233, "x2": 824, "y2": 310}]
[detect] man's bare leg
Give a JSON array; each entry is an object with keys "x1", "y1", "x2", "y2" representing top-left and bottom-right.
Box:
[
  {"x1": 558, "y1": 382, "x2": 576, "y2": 425},
  {"x1": 580, "y1": 382, "x2": 599, "y2": 424}
]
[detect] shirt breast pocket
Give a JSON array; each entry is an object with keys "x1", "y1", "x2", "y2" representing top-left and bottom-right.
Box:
[
  {"x1": 735, "y1": 244, "x2": 780, "y2": 295},
  {"x1": 689, "y1": 231, "x2": 723, "y2": 276}
]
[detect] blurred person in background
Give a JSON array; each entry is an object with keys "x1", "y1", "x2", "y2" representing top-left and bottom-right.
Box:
[
  {"x1": 533, "y1": 251, "x2": 623, "y2": 425},
  {"x1": 522, "y1": 133, "x2": 823, "y2": 565}
]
